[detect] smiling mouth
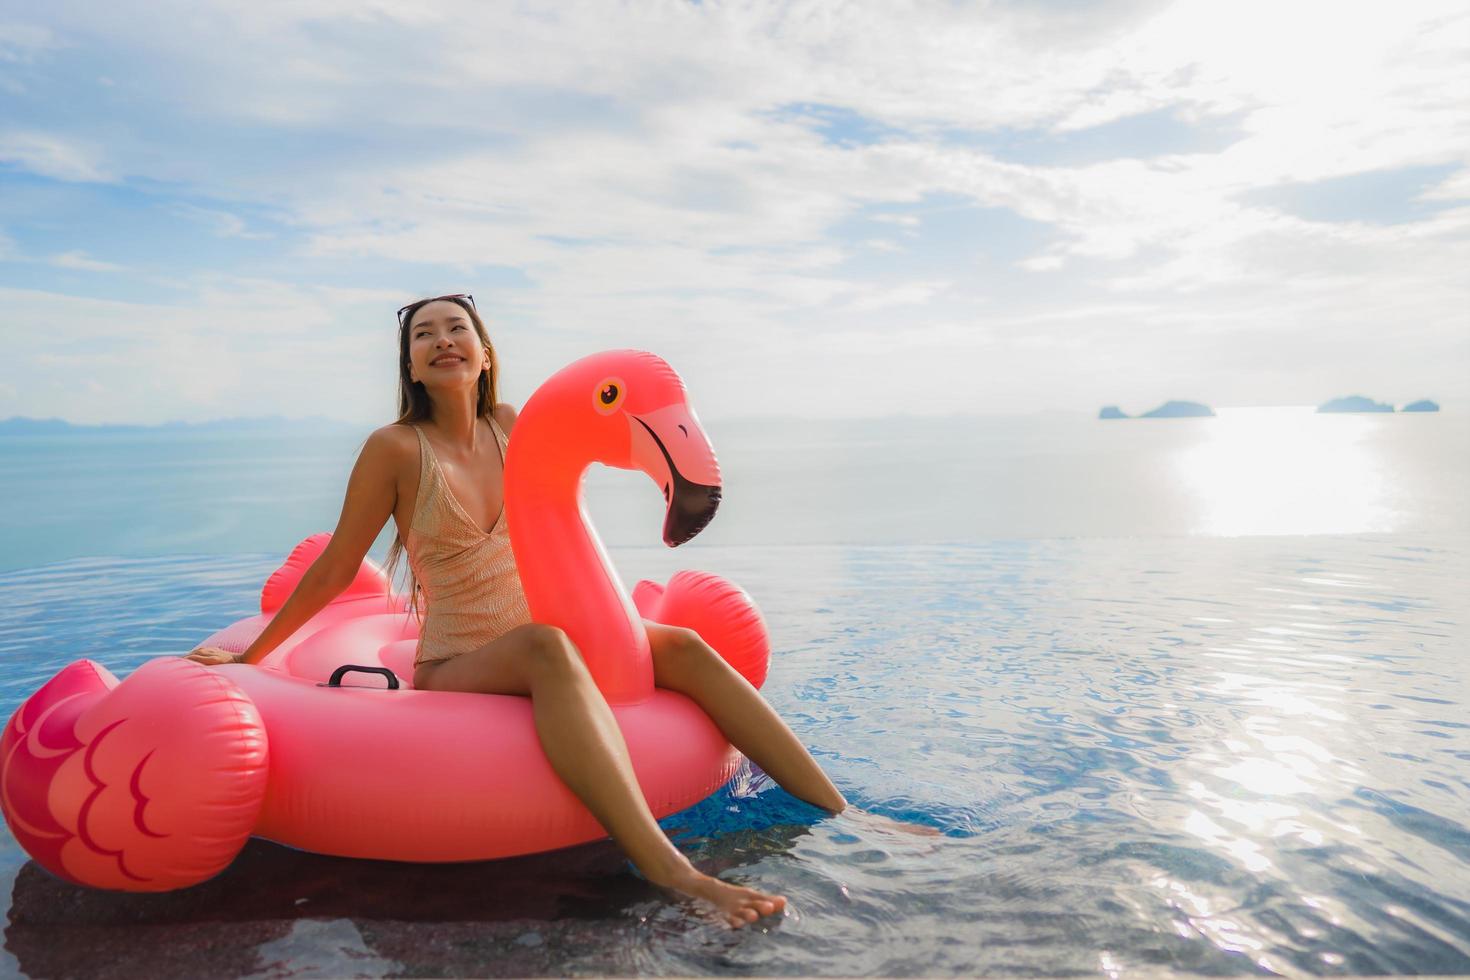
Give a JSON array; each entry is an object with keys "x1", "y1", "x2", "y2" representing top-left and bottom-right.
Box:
[{"x1": 430, "y1": 356, "x2": 466, "y2": 366}]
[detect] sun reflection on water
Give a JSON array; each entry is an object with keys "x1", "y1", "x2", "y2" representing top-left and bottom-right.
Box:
[{"x1": 1174, "y1": 407, "x2": 1393, "y2": 536}]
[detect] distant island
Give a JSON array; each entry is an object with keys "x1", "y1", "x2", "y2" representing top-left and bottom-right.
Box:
[
  {"x1": 1098, "y1": 400, "x2": 1214, "y2": 419},
  {"x1": 1141, "y1": 400, "x2": 1214, "y2": 418},
  {"x1": 0, "y1": 415, "x2": 359, "y2": 435},
  {"x1": 1105, "y1": 399, "x2": 1217, "y2": 420},
  {"x1": 1317, "y1": 395, "x2": 1393, "y2": 414},
  {"x1": 1099, "y1": 396, "x2": 1441, "y2": 419}
]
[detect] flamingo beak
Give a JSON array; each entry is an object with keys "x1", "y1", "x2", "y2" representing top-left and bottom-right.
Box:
[
  {"x1": 628, "y1": 405, "x2": 722, "y2": 547},
  {"x1": 662, "y1": 459, "x2": 720, "y2": 547}
]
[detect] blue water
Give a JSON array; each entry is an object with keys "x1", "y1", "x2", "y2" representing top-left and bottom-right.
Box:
[
  {"x1": 2, "y1": 413, "x2": 1469, "y2": 975},
  {"x1": 5, "y1": 410, "x2": 1467, "y2": 572}
]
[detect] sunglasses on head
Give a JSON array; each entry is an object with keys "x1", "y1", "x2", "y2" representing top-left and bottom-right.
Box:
[{"x1": 397, "y1": 293, "x2": 476, "y2": 327}]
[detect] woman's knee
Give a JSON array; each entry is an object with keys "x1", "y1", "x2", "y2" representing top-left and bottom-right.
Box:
[
  {"x1": 651, "y1": 626, "x2": 721, "y2": 686},
  {"x1": 513, "y1": 623, "x2": 586, "y2": 679}
]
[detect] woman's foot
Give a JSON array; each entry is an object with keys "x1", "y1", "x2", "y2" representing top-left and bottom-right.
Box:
[
  {"x1": 654, "y1": 862, "x2": 787, "y2": 928},
  {"x1": 840, "y1": 806, "x2": 942, "y2": 839}
]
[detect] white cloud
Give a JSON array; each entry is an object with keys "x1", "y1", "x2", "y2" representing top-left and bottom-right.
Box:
[
  {"x1": 1, "y1": 1, "x2": 1465, "y2": 419},
  {"x1": 843, "y1": 281, "x2": 949, "y2": 313},
  {"x1": 172, "y1": 204, "x2": 274, "y2": 240},
  {"x1": 0, "y1": 22, "x2": 56, "y2": 62},
  {"x1": 1019, "y1": 254, "x2": 1065, "y2": 272},
  {"x1": 1421, "y1": 168, "x2": 1470, "y2": 203},
  {"x1": 0, "y1": 284, "x2": 407, "y2": 425},
  {"x1": 50, "y1": 250, "x2": 122, "y2": 271},
  {"x1": 0, "y1": 130, "x2": 109, "y2": 182}
]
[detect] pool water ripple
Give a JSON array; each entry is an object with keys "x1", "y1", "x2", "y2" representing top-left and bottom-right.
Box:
[{"x1": 0, "y1": 534, "x2": 1467, "y2": 975}]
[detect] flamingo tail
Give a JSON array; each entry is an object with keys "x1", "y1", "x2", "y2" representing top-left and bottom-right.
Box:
[
  {"x1": 200, "y1": 533, "x2": 404, "y2": 656},
  {"x1": 633, "y1": 570, "x2": 771, "y2": 689},
  {"x1": 261, "y1": 532, "x2": 395, "y2": 613}
]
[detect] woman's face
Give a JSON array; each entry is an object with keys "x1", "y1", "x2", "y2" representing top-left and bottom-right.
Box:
[{"x1": 407, "y1": 300, "x2": 489, "y2": 388}]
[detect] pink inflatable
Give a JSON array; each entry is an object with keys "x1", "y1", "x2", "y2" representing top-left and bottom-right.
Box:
[{"x1": 0, "y1": 350, "x2": 771, "y2": 891}]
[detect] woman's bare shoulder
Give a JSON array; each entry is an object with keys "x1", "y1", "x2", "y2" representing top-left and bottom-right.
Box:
[
  {"x1": 493, "y1": 402, "x2": 519, "y2": 434},
  {"x1": 361, "y1": 423, "x2": 419, "y2": 469}
]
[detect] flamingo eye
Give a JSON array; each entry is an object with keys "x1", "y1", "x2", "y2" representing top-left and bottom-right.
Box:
[{"x1": 594, "y1": 377, "x2": 626, "y2": 415}]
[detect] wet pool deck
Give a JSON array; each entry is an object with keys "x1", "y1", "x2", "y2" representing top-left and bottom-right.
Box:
[{"x1": 2, "y1": 837, "x2": 762, "y2": 978}]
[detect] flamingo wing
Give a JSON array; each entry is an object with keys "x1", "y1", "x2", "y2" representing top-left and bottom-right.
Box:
[{"x1": 1, "y1": 657, "x2": 268, "y2": 891}]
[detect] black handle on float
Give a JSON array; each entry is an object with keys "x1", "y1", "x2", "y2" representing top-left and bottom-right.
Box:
[{"x1": 325, "y1": 665, "x2": 400, "y2": 690}]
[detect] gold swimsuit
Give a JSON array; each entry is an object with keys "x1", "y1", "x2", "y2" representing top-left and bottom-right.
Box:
[{"x1": 406, "y1": 418, "x2": 533, "y2": 669}]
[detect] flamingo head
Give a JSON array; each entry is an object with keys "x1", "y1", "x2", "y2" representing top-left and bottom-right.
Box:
[{"x1": 520, "y1": 350, "x2": 722, "y2": 547}]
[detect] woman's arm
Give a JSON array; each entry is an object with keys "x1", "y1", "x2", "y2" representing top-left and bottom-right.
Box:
[{"x1": 186, "y1": 425, "x2": 408, "y2": 667}]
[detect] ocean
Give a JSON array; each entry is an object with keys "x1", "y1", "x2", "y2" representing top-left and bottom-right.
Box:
[{"x1": 1, "y1": 408, "x2": 1467, "y2": 976}]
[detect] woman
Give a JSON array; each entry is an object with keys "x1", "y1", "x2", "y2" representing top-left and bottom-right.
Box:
[{"x1": 186, "y1": 294, "x2": 846, "y2": 927}]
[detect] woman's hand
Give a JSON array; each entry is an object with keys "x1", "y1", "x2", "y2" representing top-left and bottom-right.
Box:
[{"x1": 184, "y1": 646, "x2": 245, "y2": 666}]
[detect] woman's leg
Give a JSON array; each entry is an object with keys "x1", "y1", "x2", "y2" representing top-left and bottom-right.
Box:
[
  {"x1": 646, "y1": 623, "x2": 848, "y2": 814},
  {"x1": 648, "y1": 626, "x2": 947, "y2": 841},
  {"x1": 414, "y1": 623, "x2": 785, "y2": 927}
]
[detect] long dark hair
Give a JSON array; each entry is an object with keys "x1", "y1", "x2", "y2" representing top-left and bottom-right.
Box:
[{"x1": 383, "y1": 296, "x2": 502, "y2": 616}]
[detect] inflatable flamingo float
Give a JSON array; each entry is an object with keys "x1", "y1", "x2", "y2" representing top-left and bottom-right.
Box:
[{"x1": 0, "y1": 350, "x2": 771, "y2": 892}]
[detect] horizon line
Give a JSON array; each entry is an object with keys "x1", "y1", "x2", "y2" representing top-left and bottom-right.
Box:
[{"x1": 0, "y1": 400, "x2": 1450, "y2": 431}]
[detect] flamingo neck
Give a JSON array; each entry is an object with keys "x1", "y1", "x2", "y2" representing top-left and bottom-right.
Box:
[{"x1": 505, "y1": 434, "x2": 652, "y2": 705}]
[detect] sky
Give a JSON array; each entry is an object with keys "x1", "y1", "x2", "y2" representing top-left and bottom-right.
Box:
[{"x1": 1, "y1": 0, "x2": 1466, "y2": 424}]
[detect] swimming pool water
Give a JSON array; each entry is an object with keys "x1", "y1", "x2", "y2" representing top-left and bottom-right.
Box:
[{"x1": 2, "y1": 534, "x2": 1467, "y2": 976}]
